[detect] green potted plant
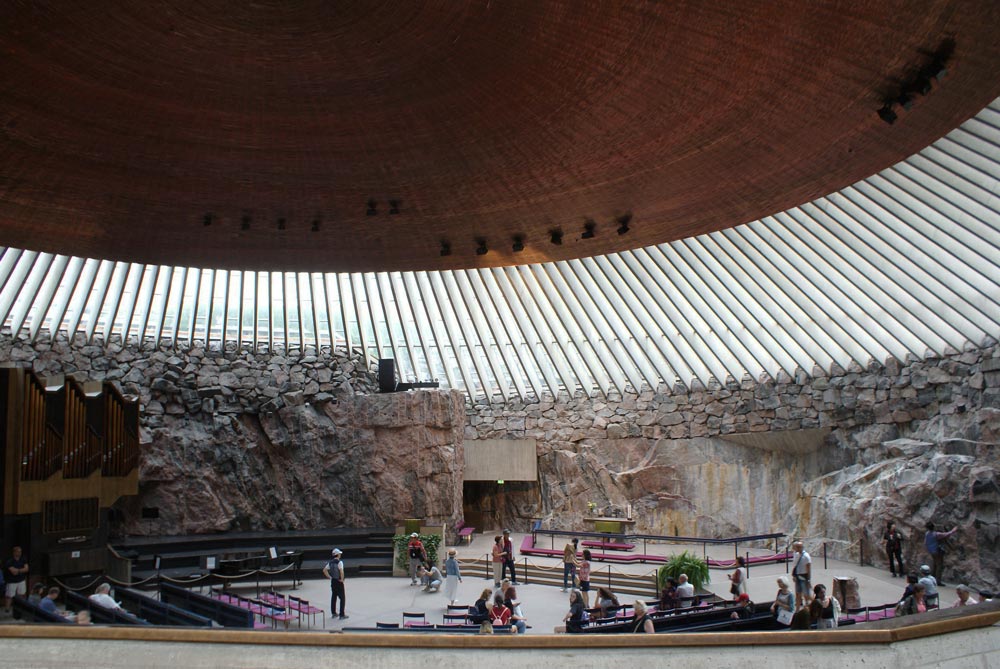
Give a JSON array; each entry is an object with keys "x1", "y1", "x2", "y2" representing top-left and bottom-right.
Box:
[{"x1": 658, "y1": 550, "x2": 710, "y2": 592}]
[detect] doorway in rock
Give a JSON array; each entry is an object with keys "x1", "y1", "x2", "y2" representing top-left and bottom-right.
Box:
[{"x1": 462, "y1": 480, "x2": 540, "y2": 534}]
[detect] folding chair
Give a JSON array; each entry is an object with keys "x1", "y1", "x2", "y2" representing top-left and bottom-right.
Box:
[{"x1": 402, "y1": 611, "x2": 430, "y2": 627}]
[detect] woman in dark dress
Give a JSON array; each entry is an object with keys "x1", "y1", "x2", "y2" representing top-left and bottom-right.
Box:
[
  {"x1": 883, "y1": 521, "x2": 905, "y2": 577},
  {"x1": 631, "y1": 600, "x2": 654, "y2": 633}
]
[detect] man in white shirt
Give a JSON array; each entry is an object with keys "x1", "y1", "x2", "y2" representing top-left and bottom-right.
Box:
[
  {"x1": 676, "y1": 574, "x2": 695, "y2": 600},
  {"x1": 952, "y1": 584, "x2": 978, "y2": 607},
  {"x1": 791, "y1": 541, "x2": 812, "y2": 608},
  {"x1": 88, "y1": 583, "x2": 122, "y2": 610}
]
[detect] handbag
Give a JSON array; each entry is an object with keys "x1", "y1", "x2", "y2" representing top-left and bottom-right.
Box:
[{"x1": 776, "y1": 608, "x2": 794, "y2": 625}]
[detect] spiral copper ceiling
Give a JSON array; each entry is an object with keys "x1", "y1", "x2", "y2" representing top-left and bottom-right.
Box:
[{"x1": 1, "y1": 1, "x2": 1000, "y2": 272}]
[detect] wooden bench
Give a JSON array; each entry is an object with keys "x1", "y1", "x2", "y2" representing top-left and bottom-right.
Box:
[
  {"x1": 455, "y1": 521, "x2": 476, "y2": 545},
  {"x1": 581, "y1": 540, "x2": 635, "y2": 551}
]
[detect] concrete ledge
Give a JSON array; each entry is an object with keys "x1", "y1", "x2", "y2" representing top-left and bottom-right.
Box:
[{"x1": 1, "y1": 601, "x2": 996, "y2": 648}]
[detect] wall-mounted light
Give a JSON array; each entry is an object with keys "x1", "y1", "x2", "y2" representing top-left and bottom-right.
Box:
[
  {"x1": 877, "y1": 104, "x2": 897, "y2": 125},
  {"x1": 389, "y1": 199, "x2": 400, "y2": 215},
  {"x1": 440, "y1": 241, "x2": 451, "y2": 256},
  {"x1": 311, "y1": 218, "x2": 320, "y2": 232},
  {"x1": 475, "y1": 238, "x2": 488, "y2": 256},
  {"x1": 366, "y1": 199, "x2": 377, "y2": 216},
  {"x1": 512, "y1": 236, "x2": 524, "y2": 253},
  {"x1": 241, "y1": 215, "x2": 251, "y2": 231},
  {"x1": 550, "y1": 229, "x2": 563, "y2": 245},
  {"x1": 616, "y1": 214, "x2": 632, "y2": 235},
  {"x1": 277, "y1": 217, "x2": 286, "y2": 230},
  {"x1": 202, "y1": 213, "x2": 213, "y2": 227},
  {"x1": 581, "y1": 220, "x2": 596, "y2": 239}
]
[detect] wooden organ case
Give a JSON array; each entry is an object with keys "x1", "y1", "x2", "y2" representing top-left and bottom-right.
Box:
[{"x1": 1, "y1": 366, "x2": 139, "y2": 577}]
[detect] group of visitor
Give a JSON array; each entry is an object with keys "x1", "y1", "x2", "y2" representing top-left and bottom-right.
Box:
[
  {"x1": 489, "y1": 530, "x2": 517, "y2": 587},
  {"x1": 471, "y1": 579, "x2": 527, "y2": 633}
]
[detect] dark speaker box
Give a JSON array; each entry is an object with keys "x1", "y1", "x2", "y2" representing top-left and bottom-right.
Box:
[{"x1": 378, "y1": 359, "x2": 396, "y2": 393}]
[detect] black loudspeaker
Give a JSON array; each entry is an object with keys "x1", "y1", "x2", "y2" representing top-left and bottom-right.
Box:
[{"x1": 378, "y1": 359, "x2": 396, "y2": 393}]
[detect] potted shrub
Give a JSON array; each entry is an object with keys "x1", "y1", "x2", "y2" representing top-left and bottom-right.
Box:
[{"x1": 658, "y1": 550, "x2": 710, "y2": 592}]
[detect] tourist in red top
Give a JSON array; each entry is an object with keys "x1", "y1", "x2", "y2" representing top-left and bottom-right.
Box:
[
  {"x1": 406, "y1": 533, "x2": 426, "y2": 585},
  {"x1": 489, "y1": 592, "x2": 512, "y2": 627}
]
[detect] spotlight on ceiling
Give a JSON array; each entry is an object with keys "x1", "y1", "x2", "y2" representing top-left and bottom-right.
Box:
[
  {"x1": 877, "y1": 104, "x2": 897, "y2": 125},
  {"x1": 550, "y1": 229, "x2": 563, "y2": 245},
  {"x1": 241, "y1": 215, "x2": 251, "y2": 231},
  {"x1": 616, "y1": 214, "x2": 632, "y2": 235},
  {"x1": 512, "y1": 236, "x2": 524, "y2": 253},
  {"x1": 388, "y1": 199, "x2": 400, "y2": 215},
  {"x1": 581, "y1": 220, "x2": 596, "y2": 239},
  {"x1": 914, "y1": 77, "x2": 932, "y2": 96},
  {"x1": 931, "y1": 62, "x2": 948, "y2": 81},
  {"x1": 897, "y1": 93, "x2": 914, "y2": 111},
  {"x1": 440, "y1": 241, "x2": 451, "y2": 257},
  {"x1": 202, "y1": 213, "x2": 213, "y2": 227},
  {"x1": 475, "y1": 238, "x2": 488, "y2": 256},
  {"x1": 277, "y1": 217, "x2": 286, "y2": 230},
  {"x1": 311, "y1": 218, "x2": 320, "y2": 232},
  {"x1": 366, "y1": 199, "x2": 377, "y2": 216}
]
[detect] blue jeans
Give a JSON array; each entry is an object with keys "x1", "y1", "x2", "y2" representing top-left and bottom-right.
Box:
[{"x1": 563, "y1": 562, "x2": 576, "y2": 589}]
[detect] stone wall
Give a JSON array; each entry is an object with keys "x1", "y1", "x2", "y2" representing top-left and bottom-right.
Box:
[
  {"x1": 0, "y1": 331, "x2": 466, "y2": 536},
  {"x1": 2, "y1": 330, "x2": 998, "y2": 588},
  {"x1": 466, "y1": 339, "x2": 1000, "y2": 590}
]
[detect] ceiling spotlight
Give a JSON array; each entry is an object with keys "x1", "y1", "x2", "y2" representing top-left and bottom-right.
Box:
[
  {"x1": 550, "y1": 229, "x2": 563, "y2": 245},
  {"x1": 475, "y1": 238, "x2": 488, "y2": 256},
  {"x1": 366, "y1": 199, "x2": 377, "y2": 216},
  {"x1": 581, "y1": 220, "x2": 596, "y2": 239},
  {"x1": 202, "y1": 213, "x2": 213, "y2": 227},
  {"x1": 914, "y1": 77, "x2": 932, "y2": 96},
  {"x1": 440, "y1": 241, "x2": 451, "y2": 257},
  {"x1": 241, "y1": 215, "x2": 251, "y2": 230},
  {"x1": 277, "y1": 217, "x2": 286, "y2": 230},
  {"x1": 896, "y1": 93, "x2": 914, "y2": 111},
  {"x1": 877, "y1": 104, "x2": 897, "y2": 125},
  {"x1": 311, "y1": 218, "x2": 320, "y2": 232},
  {"x1": 931, "y1": 63, "x2": 948, "y2": 81},
  {"x1": 616, "y1": 214, "x2": 632, "y2": 235},
  {"x1": 512, "y1": 236, "x2": 524, "y2": 253},
  {"x1": 388, "y1": 199, "x2": 400, "y2": 215}
]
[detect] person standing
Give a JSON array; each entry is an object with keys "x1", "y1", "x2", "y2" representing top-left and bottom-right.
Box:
[
  {"x1": 491, "y1": 536, "x2": 504, "y2": 588},
  {"x1": 883, "y1": 521, "x2": 905, "y2": 577},
  {"x1": 924, "y1": 522, "x2": 957, "y2": 585},
  {"x1": 501, "y1": 529, "x2": 517, "y2": 585},
  {"x1": 444, "y1": 548, "x2": 462, "y2": 605},
  {"x1": 4, "y1": 546, "x2": 29, "y2": 614},
  {"x1": 727, "y1": 556, "x2": 748, "y2": 599},
  {"x1": 578, "y1": 549, "x2": 592, "y2": 607},
  {"x1": 406, "y1": 533, "x2": 426, "y2": 585},
  {"x1": 562, "y1": 538, "x2": 579, "y2": 592},
  {"x1": 791, "y1": 541, "x2": 812, "y2": 609},
  {"x1": 323, "y1": 548, "x2": 348, "y2": 620}
]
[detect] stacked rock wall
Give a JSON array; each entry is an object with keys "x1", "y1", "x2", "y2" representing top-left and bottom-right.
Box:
[
  {"x1": 0, "y1": 331, "x2": 466, "y2": 536},
  {"x1": 466, "y1": 340, "x2": 1000, "y2": 590},
  {"x1": 2, "y1": 330, "x2": 997, "y2": 588}
]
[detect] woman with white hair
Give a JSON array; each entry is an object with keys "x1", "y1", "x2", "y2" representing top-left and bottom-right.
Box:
[
  {"x1": 630, "y1": 600, "x2": 654, "y2": 633},
  {"x1": 88, "y1": 583, "x2": 122, "y2": 610},
  {"x1": 770, "y1": 575, "x2": 794, "y2": 625}
]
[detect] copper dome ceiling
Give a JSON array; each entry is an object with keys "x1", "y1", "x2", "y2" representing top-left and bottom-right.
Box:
[{"x1": 2, "y1": 1, "x2": 1000, "y2": 272}]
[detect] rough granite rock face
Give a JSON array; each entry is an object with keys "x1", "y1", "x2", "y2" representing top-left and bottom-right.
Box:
[
  {"x1": 2, "y1": 330, "x2": 998, "y2": 588},
  {"x1": 115, "y1": 389, "x2": 467, "y2": 536}
]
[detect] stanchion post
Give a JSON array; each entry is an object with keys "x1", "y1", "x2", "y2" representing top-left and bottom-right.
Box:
[
  {"x1": 522, "y1": 557, "x2": 528, "y2": 585},
  {"x1": 745, "y1": 551, "x2": 751, "y2": 577},
  {"x1": 824, "y1": 542, "x2": 828, "y2": 571},
  {"x1": 785, "y1": 542, "x2": 790, "y2": 574}
]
